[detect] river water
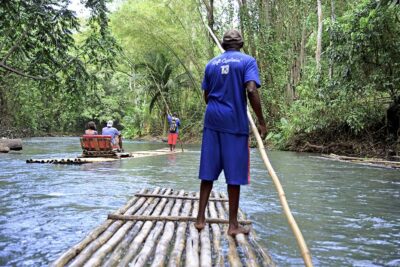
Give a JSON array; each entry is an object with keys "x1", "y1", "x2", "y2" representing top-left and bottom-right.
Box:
[{"x1": 0, "y1": 137, "x2": 399, "y2": 266}]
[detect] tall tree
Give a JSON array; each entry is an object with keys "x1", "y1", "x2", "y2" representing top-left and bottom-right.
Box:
[{"x1": 316, "y1": 0, "x2": 323, "y2": 72}]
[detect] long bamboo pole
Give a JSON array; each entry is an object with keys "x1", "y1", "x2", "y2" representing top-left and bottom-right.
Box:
[
  {"x1": 134, "y1": 193, "x2": 228, "y2": 202},
  {"x1": 107, "y1": 214, "x2": 252, "y2": 225},
  {"x1": 205, "y1": 25, "x2": 313, "y2": 267},
  {"x1": 147, "y1": 67, "x2": 184, "y2": 152}
]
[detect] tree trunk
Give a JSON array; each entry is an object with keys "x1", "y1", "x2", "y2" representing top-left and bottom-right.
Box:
[
  {"x1": 238, "y1": 0, "x2": 257, "y2": 57},
  {"x1": 316, "y1": 0, "x2": 323, "y2": 72},
  {"x1": 328, "y1": 0, "x2": 336, "y2": 80},
  {"x1": 0, "y1": 138, "x2": 23, "y2": 150},
  {"x1": 202, "y1": 0, "x2": 215, "y2": 58}
]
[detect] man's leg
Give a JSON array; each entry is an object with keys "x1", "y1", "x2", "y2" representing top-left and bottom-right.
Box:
[
  {"x1": 118, "y1": 135, "x2": 123, "y2": 152},
  {"x1": 195, "y1": 180, "x2": 213, "y2": 231},
  {"x1": 168, "y1": 133, "x2": 173, "y2": 151},
  {"x1": 172, "y1": 133, "x2": 177, "y2": 151},
  {"x1": 227, "y1": 184, "x2": 250, "y2": 236}
]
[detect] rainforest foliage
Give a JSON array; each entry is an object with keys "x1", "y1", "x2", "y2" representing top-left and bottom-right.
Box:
[{"x1": 1, "y1": 0, "x2": 399, "y2": 155}]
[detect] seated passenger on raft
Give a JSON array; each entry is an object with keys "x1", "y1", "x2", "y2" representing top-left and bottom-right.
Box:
[
  {"x1": 102, "y1": 120, "x2": 123, "y2": 151},
  {"x1": 85, "y1": 121, "x2": 98, "y2": 135}
]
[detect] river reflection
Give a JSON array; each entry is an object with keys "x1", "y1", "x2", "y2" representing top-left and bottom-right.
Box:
[{"x1": 0, "y1": 137, "x2": 399, "y2": 266}]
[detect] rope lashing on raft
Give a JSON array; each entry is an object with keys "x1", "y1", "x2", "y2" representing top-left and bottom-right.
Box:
[{"x1": 205, "y1": 25, "x2": 313, "y2": 267}]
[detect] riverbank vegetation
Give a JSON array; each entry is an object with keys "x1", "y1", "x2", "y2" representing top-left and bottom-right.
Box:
[{"x1": 1, "y1": 0, "x2": 399, "y2": 158}]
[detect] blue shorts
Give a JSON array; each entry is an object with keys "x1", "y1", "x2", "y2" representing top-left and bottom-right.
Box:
[{"x1": 199, "y1": 128, "x2": 250, "y2": 185}]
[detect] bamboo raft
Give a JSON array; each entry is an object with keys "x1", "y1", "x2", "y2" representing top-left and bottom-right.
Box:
[
  {"x1": 52, "y1": 187, "x2": 275, "y2": 267},
  {"x1": 26, "y1": 148, "x2": 185, "y2": 164},
  {"x1": 317, "y1": 153, "x2": 400, "y2": 169}
]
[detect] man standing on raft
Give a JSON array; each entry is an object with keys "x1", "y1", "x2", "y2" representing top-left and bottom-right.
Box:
[
  {"x1": 195, "y1": 29, "x2": 267, "y2": 236},
  {"x1": 167, "y1": 112, "x2": 181, "y2": 151}
]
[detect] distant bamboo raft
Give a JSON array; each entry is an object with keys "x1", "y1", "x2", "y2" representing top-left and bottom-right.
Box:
[
  {"x1": 52, "y1": 187, "x2": 275, "y2": 267},
  {"x1": 318, "y1": 153, "x2": 400, "y2": 169},
  {"x1": 26, "y1": 148, "x2": 185, "y2": 164}
]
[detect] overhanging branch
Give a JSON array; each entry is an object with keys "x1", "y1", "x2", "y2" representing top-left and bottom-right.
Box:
[{"x1": 0, "y1": 63, "x2": 48, "y2": 80}]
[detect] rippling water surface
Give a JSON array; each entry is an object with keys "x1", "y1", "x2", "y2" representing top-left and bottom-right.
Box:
[{"x1": 0, "y1": 137, "x2": 399, "y2": 266}]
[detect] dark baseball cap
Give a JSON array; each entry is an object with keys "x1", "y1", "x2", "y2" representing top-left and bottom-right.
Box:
[{"x1": 221, "y1": 29, "x2": 244, "y2": 49}]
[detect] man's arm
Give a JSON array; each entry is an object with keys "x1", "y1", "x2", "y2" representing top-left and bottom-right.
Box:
[
  {"x1": 204, "y1": 91, "x2": 209, "y2": 104},
  {"x1": 246, "y1": 81, "x2": 267, "y2": 139}
]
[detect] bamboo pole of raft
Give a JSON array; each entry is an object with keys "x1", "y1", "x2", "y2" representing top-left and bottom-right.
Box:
[
  {"x1": 214, "y1": 192, "x2": 242, "y2": 267},
  {"x1": 134, "y1": 193, "x2": 229, "y2": 202},
  {"x1": 208, "y1": 192, "x2": 224, "y2": 267},
  {"x1": 205, "y1": 25, "x2": 313, "y2": 267},
  {"x1": 117, "y1": 188, "x2": 173, "y2": 266},
  {"x1": 82, "y1": 188, "x2": 165, "y2": 266},
  {"x1": 151, "y1": 190, "x2": 185, "y2": 267},
  {"x1": 103, "y1": 188, "x2": 166, "y2": 267},
  {"x1": 67, "y1": 188, "x2": 163, "y2": 267},
  {"x1": 107, "y1": 214, "x2": 251, "y2": 225},
  {"x1": 185, "y1": 192, "x2": 200, "y2": 267},
  {"x1": 131, "y1": 190, "x2": 185, "y2": 266},
  {"x1": 220, "y1": 193, "x2": 258, "y2": 267},
  {"x1": 50, "y1": 188, "x2": 148, "y2": 267},
  {"x1": 230, "y1": 192, "x2": 276, "y2": 267},
  {"x1": 167, "y1": 194, "x2": 193, "y2": 267},
  {"x1": 200, "y1": 200, "x2": 212, "y2": 267}
]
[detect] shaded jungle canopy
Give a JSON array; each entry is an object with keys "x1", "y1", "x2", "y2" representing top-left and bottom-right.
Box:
[{"x1": 1, "y1": 0, "x2": 399, "y2": 157}]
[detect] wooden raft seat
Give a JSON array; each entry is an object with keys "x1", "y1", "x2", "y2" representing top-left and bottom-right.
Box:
[{"x1": 80, "y1": 135, "x2": 118, "y2": 158}]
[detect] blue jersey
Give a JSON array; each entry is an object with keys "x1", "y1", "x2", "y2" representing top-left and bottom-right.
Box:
[
  {"x1": 102, "y1": 127, "x2": 120, "y2": 144},
  {"x1": 202, "y1": 50, "x2": 261, "y2": 135}
]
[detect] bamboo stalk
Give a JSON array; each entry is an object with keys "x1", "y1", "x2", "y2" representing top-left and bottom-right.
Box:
[
  {"x1": 233, "y1": 194, "x2": 276, "y2": 267},
  {"x1": 208, "y1": 192, "x2": 224, "y2": 267},
  {"x1": 220, "y1": 192, "x2": 259, "y2": 267},
  {"x1": 239, "y1": 209, "x2": 276, "y2": 267},
  {"x1": 151, "y1": 190, "x2": 185, "y2": 267},
  {"x1": 236, "y1": 234, "x2": 259, "y2": 267},
  {"x1": 200, "y1": 220, "x2": 212, "y2": 267},
  {"x1": 117, "y1": 188, "x2": 173, "y2": 266},
  {"x1": 205, "y1": 25, "x2": 313, "y2": 267},
  {"x1": 168, "y1": 195, "x2": 193, "y2": 267},
  {"x1": 107, "y1": 214, "x2": 252, "y2": 225},
  {"x1": 102, "y1": 188, "x2": 166, "y2": 267},
  {"x1": 214, "y1": 192, "x2": 242, "y2": 267},
  {"x1": 50, "y1": 188, "x2": 148, "y2": 267},
  {"x1": 131, "y1": 190, "x2": 185, "y2": 267},
  {"x1": 67, "y1": 188, "x2": 162, "y2": 267},
  {"x1": 134, "y1": 193, "x2": 228, "y2": 202},
  {"x1": 185, "y1": 192, "x2": 200, "y2": 267}
]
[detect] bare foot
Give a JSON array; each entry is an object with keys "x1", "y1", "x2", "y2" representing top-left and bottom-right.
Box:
[
  {"x1": 227, "y1": 225, "x2": 250, "y2": 236},
  {"x1": 194, "y1": 219, "x2": 206, "y2": 231}
]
